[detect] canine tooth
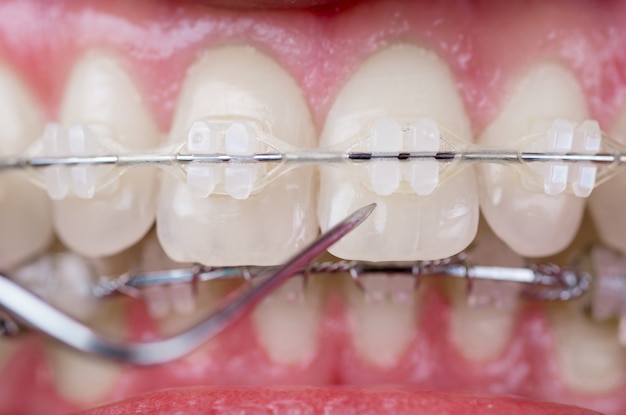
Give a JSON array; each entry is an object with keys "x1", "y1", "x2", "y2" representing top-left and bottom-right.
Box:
[
  {"x1": 346, "y1": 273, "x2": 418, "y2": 367},
  {"x1": 590, "y1": 108, "x2": 626, "y2": 254},
  {"x1": 158, "y1": 46, "x2": 317, "y2": 266},
  {"x1": 55, "y1": 50, "x2": 160, "y2": 257},
  {"x1": 252, "y1": 275, "x2": 322, "y2": 365},
  {"x1": 477, "y1": 63, "x2": 588, "y2": 257},
  {"x1": 369, "y1": 118, "x2": 402, "y2": 196},
  {"x1": 548, "y1": 303, "x2": 626, "y2": 394},
  {"x1": 405, "y1": 118, "x2": 440, "y2": 196},
  {"x1": 0, "y1": 63, "x2": 53, "y2": 269},
  {"x1": 318, "y1": 45, "x2": 478, "y2": 261}
]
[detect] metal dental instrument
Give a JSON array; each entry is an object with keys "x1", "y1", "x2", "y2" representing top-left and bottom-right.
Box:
[{"x1": 0, "y1": 203, "x2": 376, "y2": 366}]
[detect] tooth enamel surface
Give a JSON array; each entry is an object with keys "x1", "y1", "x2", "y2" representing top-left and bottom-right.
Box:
[
  {"x1": 54, "y1": 50, "x2": 160, "y2": 257},
  {"x1": 345, "y1": 273, "x2": 418, "y2": 367},
  {"x1": 47, "y1": 302, "x2": 124, "y2": 405},
  {"x1": 0, "y1": 63, "x2": 53, "y2": 269},
  {"x1": 318, "y1": 45, "x2": 478, "y2": 261},
  {"x1": 477, "y1": 63, "x2": 588, "y2": 257},
  {"x1": 448, "y1": 227, "x2": 523, "y2": 362},
  {"x1": 590, "y1": 107, "x2": 626, "y2": 254},
  {"x1": 252, "y1": 276, "x2": 323, "y2": 365},
  {"x1": 548, "y1": 303, "x2": 626, "y2": 394},
  {"x1": 158, "y1": 46, "x2": 316, "y2": 266}
]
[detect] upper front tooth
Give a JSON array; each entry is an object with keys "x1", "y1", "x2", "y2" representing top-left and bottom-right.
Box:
[
  {"x1": 477, "y1": 63, "x2": 588, "y2": 257},
  {"x1": 158, "y1": 46, "x2": 317, "y2": 266},
  {"x1": 318, "y1": 44, "x2": 478, "y2": 261},
  {"x1": 54, "y1": 50, "x2": 161, "y2": 258},
  {"x1": 0, "y1": 62, "x2": 53, "y2": 269}
]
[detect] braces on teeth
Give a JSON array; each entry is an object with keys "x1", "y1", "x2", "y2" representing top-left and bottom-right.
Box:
[
  {"x1": 0, "y1": 115, "x2": 622, "y2": 363},
  {"x1": 0, "y1": 116, "x2": 617, "y2": 200}
]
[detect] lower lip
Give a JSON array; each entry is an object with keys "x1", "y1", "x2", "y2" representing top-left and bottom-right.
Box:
[{"x1": 76, "y1": 386, "x2": 600, "y2": 415}]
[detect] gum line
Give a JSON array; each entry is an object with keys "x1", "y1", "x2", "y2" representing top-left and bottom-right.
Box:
[
  {"x1": 2, "y1": 286, "x2": 615, "y2": 414},
  {"x1": 0, "y1": 0, "x2": 625, "y2": 133}
]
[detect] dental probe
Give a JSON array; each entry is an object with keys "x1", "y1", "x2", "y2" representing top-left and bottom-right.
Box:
[{"x1": 0, "y1": 204, "x2": 376, "y2": 366}]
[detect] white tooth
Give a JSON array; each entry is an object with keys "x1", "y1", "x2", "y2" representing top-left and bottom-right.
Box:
[
  {"x1": 54, "y1": 50, "x2": 160, "y2": 257},
  {"x1": 13, "y1": 252, "x2": 99, "y2": 320},
  {"x1": 477, "y1": 63, "x2": 588, "y2": 257},
  {"x1": 47, "y1": 302, "x2": 124, "y2": 405},
  {"x1": 548, "y1": 303, "x2": 626, "y2": 394},
  {"x1": 252, "y1": 276, "x2": 323, "y2": 365},
  {"x1": 590, "y1": 108, "x2": 626, "y2": 254},
  {"x1": 405, "y1": 117, "x2": 440, "y2": 196},
  {"x1": 448, "y1": 227, "x2": 522, "y2": 362},
  {"x1": 346, "y1": 274, "x2": 418, "y2": 367},
  {"x1": 0, "y1": 63, "x2": 53, "y2": 269},
  {"x1": 369, "y1": 118, "x2": 402, "y2": 196},
  {"x1": 318, "y1": 45, "x2": 478, "y2": 261},
  {"x1": 158, "y1": 46, "x2": 317, "y2": 266}
]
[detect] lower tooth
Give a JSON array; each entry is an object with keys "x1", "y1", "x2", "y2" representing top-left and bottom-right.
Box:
[
  {"x1": 548, "y1": 303, "x2": 626, "y2": 395},
  {"x1": 346, "y1": 273, "x2": 418, "y2": 367},
  {"x1": 448, "y1": 280, "x2": 519, "y2": 362},
  {"x1": 448, "y1": 227, "x2": 522, "y2": 362},
  {"x1": 252, "y1": 275, "x2": 323, "y2": 365},
  {"x1": 13, "y1": 251, "x2": 100, "y2": 321},
  {"x1": 47, "y1": 302, "x2": 124, "y2": 405}
]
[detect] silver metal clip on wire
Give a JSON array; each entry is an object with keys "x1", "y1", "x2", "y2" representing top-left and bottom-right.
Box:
[{"x1": 0, "y1": 204, "x2": 376, "y2": 366}]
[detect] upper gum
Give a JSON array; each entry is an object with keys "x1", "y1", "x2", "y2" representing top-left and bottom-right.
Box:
[{"x1": 0, "y1": 0, "x2": 623, "y2": 134}]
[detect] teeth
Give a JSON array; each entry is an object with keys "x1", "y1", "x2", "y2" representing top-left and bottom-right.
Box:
[
  {"x1": 448, "y1": 227, "x2": 522, "y2": 362},
  {"x1": 590, "y1": 106, "x2": 626, "y2": 254},
  {"x1": 0, "y1": 63, "x2": 53, "y2": 269},
  {"x1": 134, "y1": 235, "x2": 231, "y2": 340},
  {"x1": 252, "y1": 275, "x2": 323, "y2": 365},
  {"x1": 12, "y1": 251, "x2": 99, "y2": 321},
  {"x1": 477, "y1": 63, "x2": 588, "y2": 257},
  {"x1": 345, "y1": 273, "x2": 418, "y2": 367},
  {"x1": 548, "y1": 303, "x2": 626, "y2": 395},
  {"x1": 47, "y1": 302, "x2": 124, "y2": 405},
  {"x1": 318, "y1": 45, "x2": 478, "y2": 261},
  {"x1": 158, "y1": 46, "x2": 317, "y2": 266},
  {"x1": 54, "y1": 50, "x2": 160, "y2": 257}
]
